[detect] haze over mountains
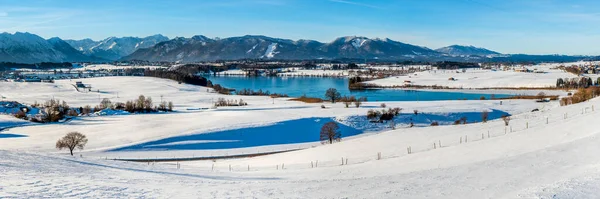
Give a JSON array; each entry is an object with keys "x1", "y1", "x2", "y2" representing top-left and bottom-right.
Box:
[{"x1": 0, "y1": 32, "x2": 587, "y2": 64}]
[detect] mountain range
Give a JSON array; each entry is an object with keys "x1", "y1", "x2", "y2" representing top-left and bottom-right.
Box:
[
  {"x1": 65, "y1": 35, "x2": 169, "y2": 61},
  {"x1": 122, "y1": 35, "x2": 444, "y2": 62},
  {"x1": 0, "y1": 32, "x2": 102, "y2": 64},
  {"x1": 435, "y1": 45, "x2": 500, "y2": 57},
  {"x1": 0, "y1": 32, "x2": 588, "y2": 64}
]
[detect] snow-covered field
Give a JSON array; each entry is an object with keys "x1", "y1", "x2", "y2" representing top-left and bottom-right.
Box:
[
  {"x1": 2, "y1": 75, "x2": 599, "y2": 198},
  {"x1": 368, "y1": 67, "x2": 577, "y2": 89},
  {"x1": 72, "y1": 64, "x2": 167, "y2": 71}
]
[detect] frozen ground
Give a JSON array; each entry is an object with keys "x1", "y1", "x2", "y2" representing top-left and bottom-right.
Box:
[
  {"x1": 0, "y1": 77, "x2": 542, "y2": 158},
  {"x1": 71, "y1": 64, "x2": 167, "y2": 71},
  {"x1": 1, "y1": 76, "x2": 598, "y2": 198},
  {"x1": 367, "y1": 68, "x2": 577, "y2": 89},
  {"x1": 1, "y1": 97, "x2": 599, "y2": 198}
]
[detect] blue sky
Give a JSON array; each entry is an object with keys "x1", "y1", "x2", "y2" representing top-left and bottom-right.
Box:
[{"x1": 0, "y1": 0, "x2": 599, "y2": 55}]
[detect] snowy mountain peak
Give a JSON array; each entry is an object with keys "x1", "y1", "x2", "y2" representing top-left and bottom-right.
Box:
[{"x1": 351, "y1": 38, "x2": 368, "y2": 49}]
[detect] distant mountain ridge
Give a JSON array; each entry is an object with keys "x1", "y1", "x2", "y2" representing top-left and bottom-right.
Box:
[
  {"x1": 435, "y1": 45, "x2": 500, "y2": 57},
  {"x1": 0, "y1": 32, "x2": 589, "y2": 64},
  {"x1": 65, "y1": 34, "x2": 169, "y2": 61},
  {"x1": 0, "y1": 32, "x2": 102, "y2": 64},
  {"x1": 122, "y1": 35, "x2": 440, "y2": 62}
]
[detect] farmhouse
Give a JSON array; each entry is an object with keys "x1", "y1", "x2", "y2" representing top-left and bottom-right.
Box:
[{"x1": 74, "y1": 81, "x2": 92, "y2": 91}]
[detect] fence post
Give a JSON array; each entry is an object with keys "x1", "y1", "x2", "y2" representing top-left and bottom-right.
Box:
[
  {"x1": 482, "y1": 133, "x2": 484, "y2": 139},
  {"x1": 526, "y1": 122, "x2": 528, "y2": 129},
  {"x1": 466, "y1": 135, "x2": 468, "y2": 143},
  {"x1": 248, "y1": 165, "x2": 250, "y2": 171},
  {"x1": 212, "y1": 163, "x2": 214, "y2": 171},
  {"x1": 510, "y1": 126, "x2": 512, "y2": 133},
  {"x1": 546, "y1": 117, "x2": 548, "y2": 124},
  {"x1": 460, "y1": 137, "x2": 462, "y2": 144},
  {"x1": 341, "y1": 157, "x2": 344, "y2": 165},
  {"x1": 434, "y1": 142, "x2": 436, "y2": 149},
  {"x1": 229, "y1": 164, "x2": 231, "y2": 171},
  {"x1": 439, "y1": 140, "x2": 441, "y2": 148},
  {"x1": 345, "y1": 158, "x2": 348, "y2": 165},
  {"x1": 487, "y1": 130, "x2": 490, "y2": 138},
  {"x1": 282, "y1": 163, "x2": 285, "y2": 170},
  {"x1": 316, "y1": 160, "x2": 318, "y2": 168},
  {"x1": 277, "y1": 165, "x2": 279, "y2": 170}
]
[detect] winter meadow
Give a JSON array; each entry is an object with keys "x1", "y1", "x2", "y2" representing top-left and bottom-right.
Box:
[{"x1": 3, "y1": 0, "x2": 600, "y2": 198}]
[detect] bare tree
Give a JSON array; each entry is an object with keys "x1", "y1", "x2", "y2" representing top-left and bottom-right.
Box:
[
  {"x1": 320, "y1": 122, "x2": 341, "y2": 144},
  {"x1": 44, "y1": 106, "x2": 62, "y2": 122},
  {"x1": 82, "y1": 105, "x2": 92, "y2": 115},
  {"x1": 144, "y1": 97, "x2": 153, "y2": 110},
  {"x1": 167, "y1": 101, "x2": 174, "y2": 111},
  {"x1": 99, "y1": 98, "x2": 113, "y2": 110},
  {"x1": 324, "y1": 88, "x2": 341, "y2": 103},
  {"x1": 56, "y1": 132, "x2": 88, "y2": 156},
  {"x1": 354, "y1": 98, "x2": 363, "y2": 108},
  {"x1": 343, "y1": 100, "x2": 352, "y2": 108},
  {"x1": 137, "y1": 95, "x2": 146, "y2": 110},
  {"x1": 481, "y1": 110, "x2": 489, "y2": 123},
  {"x1": 502, "y1": 115, "x2": 511, "y2": 126},
  {"x1": 159, "y1": 101, "x2": 167, "y2": 111}
]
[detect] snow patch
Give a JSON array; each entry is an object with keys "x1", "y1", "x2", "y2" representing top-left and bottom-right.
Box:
[
  {"x1": 247, "y1": 44, "x2": 258, "y2": 54},
  {"x1": 351, "y1": 38, "x2": 367, "y2": 49},
  {"x1": 108, "y1": 42, "x2": 117, "y2": 49},
  {"x1": 262, "y1": 43, "x2": 279, "y2": 58}
]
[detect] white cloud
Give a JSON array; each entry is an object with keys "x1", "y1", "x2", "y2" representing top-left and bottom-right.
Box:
[
  {"x1": 328, "y1": 0, "x2": 382, "y2": 9},
  {"x1": 0, "y1": 12, "x2": 8, "y2": 17}
]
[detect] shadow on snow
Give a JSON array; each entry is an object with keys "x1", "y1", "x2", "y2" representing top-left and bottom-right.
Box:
[
  {"x1": 0, "y1": 133, "x2": 28, "y2": 138},
  {"x1": 109, "y1": 117, "x2": 363, "y2": 152}
]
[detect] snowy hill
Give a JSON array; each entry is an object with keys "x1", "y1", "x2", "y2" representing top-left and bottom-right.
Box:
[
  {"x1": 0, "y1": 32, "x2": 102, "y2": 63},
  {"x1": 436, "y1": 45, "x2": 500, "y2": 56},
  {"x1": 1, "y1": 75, "x2": 600, "y2": 197},
  {"x1": 65, "y1": 34, "x2": 169, "y2": 61}
]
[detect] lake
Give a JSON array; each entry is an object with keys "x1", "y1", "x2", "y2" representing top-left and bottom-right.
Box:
[{"x1": 206, "y1": 76, "x2": 513, "y2": 101}]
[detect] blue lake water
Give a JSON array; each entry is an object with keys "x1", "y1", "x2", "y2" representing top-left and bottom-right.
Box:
[
  {"x1": 206, "y1": 76, "x2": 513, "y2": 101},
  {"x1": 110, "y1": 117, "x2": 363, "y2": 151}
]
